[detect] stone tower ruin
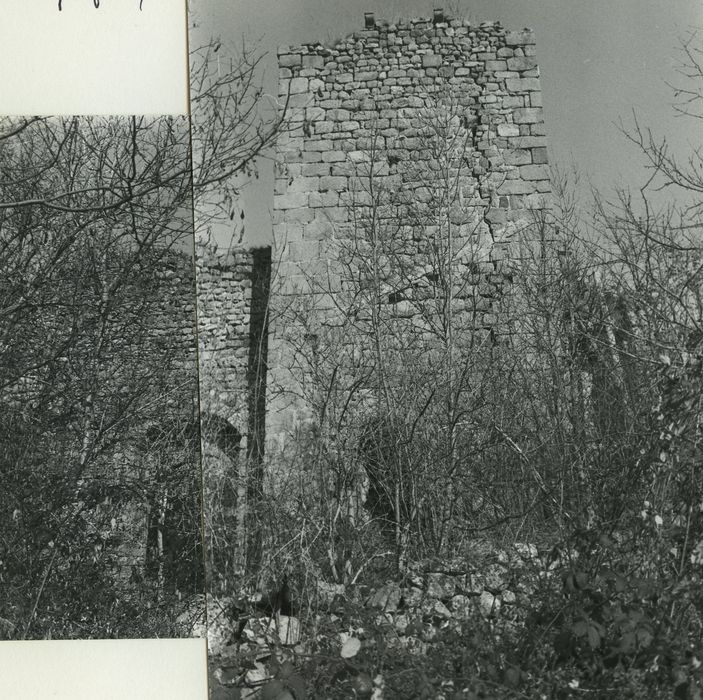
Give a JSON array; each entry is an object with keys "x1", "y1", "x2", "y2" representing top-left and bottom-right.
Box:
[
  {"x1": 265, "y1": 12, "x2": 551, "y2": 444},
  {"x1": 195, "y1": 12, "x2": 551, "y2": 463}
]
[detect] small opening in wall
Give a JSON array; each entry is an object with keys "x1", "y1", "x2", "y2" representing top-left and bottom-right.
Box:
[
  {"x1": 364, "y1": 12, "x2": 375, "y2": 29},
  {"x1": 433, "y1": 8, "x2": 445, "y2": 24}
]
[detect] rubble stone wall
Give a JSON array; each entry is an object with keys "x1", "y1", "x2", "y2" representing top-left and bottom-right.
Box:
[
  {"x1": 116, "y1": 248, "x2": 200, "y2": 586},
  {"x1": 195, "y1": 242, "x2": 254, "y2": 443},
  {"x1": 267, "y1": 14, "x2": 551, "y2": 442},
  {"x1": 194, "y1": 240, "x2": 271, "y2": 563},
  {"x1": 194, "y1": 14, "x2": 552, "y2": 451}
]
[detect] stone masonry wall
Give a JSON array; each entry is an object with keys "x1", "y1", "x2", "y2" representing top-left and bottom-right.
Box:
[
  {"x1": 194, "y1": 242, "x2": 271, "y2": 515},
  {"x1": 114, "y1": 248, "x2": 201, "y2": 585},
  {"x1": 268, "y1": 14, "x2": 551, "y2": 442},
  {"x1": 196, "y1": 242, "x2": 254, "y2": 445}
]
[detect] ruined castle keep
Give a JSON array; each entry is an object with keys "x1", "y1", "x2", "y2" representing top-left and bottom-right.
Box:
[{"x1": 196, "y1": 13, "x2": 551, "y2": 457}]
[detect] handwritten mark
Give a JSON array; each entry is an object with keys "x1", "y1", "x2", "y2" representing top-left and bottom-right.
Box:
[{"x1": 58, "y1": 1, "x2": 145, "y2": 9}]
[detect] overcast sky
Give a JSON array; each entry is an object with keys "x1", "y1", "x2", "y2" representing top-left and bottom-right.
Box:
[{"x1": 190, "y1": 0, "x2": 702, "y2": 246}]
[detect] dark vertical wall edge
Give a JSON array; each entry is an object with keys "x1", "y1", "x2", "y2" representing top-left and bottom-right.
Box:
[{"x1": 246, "y1": 246, "x2": 272, "y2": 465}]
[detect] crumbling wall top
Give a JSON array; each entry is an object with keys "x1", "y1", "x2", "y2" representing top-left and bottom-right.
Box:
[{"x1": 278, "y1": 15, "x2": 536, "y2": 58}]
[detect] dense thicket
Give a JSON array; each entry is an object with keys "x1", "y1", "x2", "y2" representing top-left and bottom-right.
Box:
[
  {"x1": 225, "y1": 34, "x2": 703, "y2": 699},
  {"x1": 0, "y1": 37, "x2": 284, "y2": 639}
]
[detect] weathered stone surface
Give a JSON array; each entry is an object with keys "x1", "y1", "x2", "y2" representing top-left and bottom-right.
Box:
[
  {"x1": 319, "y1": 176, "x2": 347, "y2": 191},
  {"x1": 316, "y1": 580, "x2": 346, "y2": 605},
  {"x1": 264, "y1": 615, "x2": 302, "y2": 645},
  {"x1": 497, "y1": 123, "x2": 520, "y2": 137},
  {"x1": 502, "y1": 95, "x2": 525, "y2": 108},
  {"x1": 479, "y1": 590, "x2": 501, "y2": 617},
  {"x1": 498, "y1": 179, "x2": 537, "y2": 195},
  {"x1": 507, "y1": 56, "x2": 538, "y2": 71},
  {"x1": 421, "y1": 598, "x2": 453, "y2": 620},
  {"x1": 505, "y1": 148, "x2": 532, "y2": 165},
  {"x1": 505, "y1": 77, "x2": 541, "y2": 92},
  {"x1": 520, "y1": 164, "x2": 550, "y2": 180},
  {"x1": 274, "y1": 192, "x2": 308, "y2": 209},
  {"x1": 502, "y1": 590, "x2": 517, "y2": 604},
  {"x1": 426, "y1": 573, "x2": 458, "y2": 600},
  {"x1": 450, "y1": 594, "x2": 475, "y2": 619},
  {"x1": 367, "y1": 582, "x2": 402, "y2": 612},
  {"x1": 321, "y1": 150, "x2": 347, "y2": 162},
  {"x1": 283, "y1": 207, "x2": 314, "y2": 223},
  {"x1": 244, "y1": 664, "x2": 273, "y2": 688},
  {"x1": 289, "y1": 77, "x2": 309, "y2": 94},
  {"x1": 422, "y1": 53, "x2": 443, "y2": 67},
  {"x1": 394, "y1": 613, "x2": 410, "y2": 634},
  {"x1": 508, "y1": 135, "x2": 548, "y2": 149},
  {"x1": 513, "y1": 107, "x2": 544, "y2": 124},
  {"x1": 287, "y1": 175, "x2": 319, "y2": 192},
  {"x1": 483, "y1": 564, "x2": 508, "y2": 592},
  {"x1": 402, "y1": 586, "x2": 423, "y2": 607},
  {"x1": 279, "y1": 53, "x2": 302, "y2": 68},
  {"x1": 308, "y1": 191, "x2": 340, "y2": 208},
  {"x1": 302, "y1": 55, "x2": 324, "y2": 69}
]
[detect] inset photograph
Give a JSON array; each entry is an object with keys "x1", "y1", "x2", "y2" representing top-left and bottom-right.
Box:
[{"x1": 0, "y1": 115, "x2": 204, "y2": 639}]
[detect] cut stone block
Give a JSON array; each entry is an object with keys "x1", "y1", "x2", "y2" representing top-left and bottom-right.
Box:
[
  {"x1": 513, "y1": 107, "x2": 543, "y2": 124},
  {"x1": 507, "y1": 56, "x2": 538, "y2": 71},
  {"x1": 279, "y1": 54, "x2": 302, "y2": 68},
  {"x1": 422, "y1": 53, "x2": 443, "y2": 67},
  {"x1": 505, "y1": 77, "x2": 541, "y2": 92}
]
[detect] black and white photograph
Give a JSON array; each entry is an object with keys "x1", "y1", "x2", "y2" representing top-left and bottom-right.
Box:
[
  {"x1": 2, "y1": 0, "x2": 703, "y2": 697},
  {"x1": 190, "y1": 0, "x2": 703, "y2": 698},
  {"x1": 0, "y1": 115, "x2": 205, "y2": 640}
]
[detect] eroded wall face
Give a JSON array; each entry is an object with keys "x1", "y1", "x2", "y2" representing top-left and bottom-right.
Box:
[
  {"x1": 268, "y1": 17, "x2": 551, "y2": 443},
  {"x1": 196, "y1": 244, "x2": 254, "y2": 441},
  {"x1": 99, "y1": 249, "x2": 200, "y2": 588},
  {"x1": 195, "y1": 243, "x2": 255, "y2": 582}
]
